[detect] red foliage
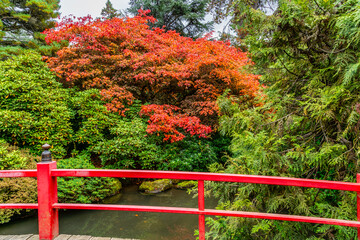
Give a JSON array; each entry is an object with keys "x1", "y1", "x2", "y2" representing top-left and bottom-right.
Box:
[
  {"x1": 44, "y1": 11, "x2": 261, "y2": 141},
  {"x1": 140, "y1": 104, "x2": 212, "y2": 142},
  {"x1": 100, "y1": 86, "x2": 135, "y2": 116}
]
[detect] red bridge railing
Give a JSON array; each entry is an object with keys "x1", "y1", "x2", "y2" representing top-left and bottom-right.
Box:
[{"x1": 1, "y1": 145, "x2": 360, "y2": 240}]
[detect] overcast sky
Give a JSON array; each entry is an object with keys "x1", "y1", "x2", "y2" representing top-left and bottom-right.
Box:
[
  {"x1": 59, "y1": 0, "x2": 129, "y2": 18},
  {"x1": 58, "y1": 0, "x2": 230, "y2": 37}
]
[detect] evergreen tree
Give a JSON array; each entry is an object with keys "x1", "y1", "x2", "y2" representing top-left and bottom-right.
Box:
[
  {"x1": 0, "y1": 0, "x2": 60, "y2": 47},
  {"x1": 101, "y1": 0, "x2": 121, "y2": 19},
  {"x1": 207, "y1": 0, "x2": 277, "y2": 23},
  {"x1": 207, "y1": 0, "x2": 360, "y2": 239},
  {"x1": 128, "y1": 0, "x2": 213, "y2": 38}
]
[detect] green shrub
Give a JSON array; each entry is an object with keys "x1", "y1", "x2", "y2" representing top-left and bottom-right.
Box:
[
  {"x1": 93, "y1": 118, "x2": 230, "y2": 171},
  {"x1": 69, "y1": 89, "x2": 123, "y2": 149},
  {"x1": 0, "y1": 51, "x2": 73, "y2": 158},
  {"x1": 0, "y1": 140, "x2": 37, "y2": 224},
  {"x1": 57, "y1": 153, "x2": 122, "y2": 203},
  {"x1": 159, "y1": 136, "x2": 218, "y2": 172},
  {"x1": 93, "y1": 118, "x2": 161, "y2": 169}
]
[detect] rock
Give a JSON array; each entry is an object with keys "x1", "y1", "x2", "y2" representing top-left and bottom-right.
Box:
[
  {"x1": 171, "y1": 179, "x2": 181, "y2": 184},
  {"x1": 175, "y1": 180, "x2": 197, "y2": 189},
  {"x1": 139, "y1": 179, "x2": 173, "y2": 193}
]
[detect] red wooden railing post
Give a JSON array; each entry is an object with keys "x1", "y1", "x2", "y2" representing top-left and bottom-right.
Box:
[
  {"x1": 37, "y1": 144, "x2": 59, "y2": 240},
  {"x1": 357, "y1": 173, "x2": 360, "y2": 240},
  {"x1": 198, "y1": 180, "x2": 205, "y2": 240}
]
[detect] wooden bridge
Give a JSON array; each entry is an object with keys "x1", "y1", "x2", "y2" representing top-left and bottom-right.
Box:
[
  {"x1": 1, "y1": 144, "x2": 360, "y2": 240},
  {"x1": 0, "y1": 235, "x2": 138, "y2": 240}
]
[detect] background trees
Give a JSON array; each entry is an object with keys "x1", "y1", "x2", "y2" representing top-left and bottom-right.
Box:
[
  {"x1": 0, "y1": 0, "x2": 60, "y2": 47},
  {"x1": 101, "y1": 0, "x2": 122, "y2": 19},
  {"x1": 128, "y1": 0, "x2": 213, "y2": 38}
]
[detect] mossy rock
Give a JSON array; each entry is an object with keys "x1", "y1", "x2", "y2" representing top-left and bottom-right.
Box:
[
  {"x1": 139, "y1": 179, "x2": 173, "y2": 193},
  {"x1": 175, "y1": 180, "x2": 197, "y2": 189}
]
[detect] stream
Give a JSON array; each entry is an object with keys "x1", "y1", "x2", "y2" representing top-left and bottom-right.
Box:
[{"x1": 0, "y1": 185, "x2": 218, "y2": 239}]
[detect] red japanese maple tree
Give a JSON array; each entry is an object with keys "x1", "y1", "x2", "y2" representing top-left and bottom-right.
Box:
[{"x1": 44, "y1": 11, "x2": 260, "y2": 142}]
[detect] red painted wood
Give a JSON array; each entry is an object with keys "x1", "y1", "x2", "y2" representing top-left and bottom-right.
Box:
[
  {"x1": 51, "y1": 165, "x2": 59, "y2": 240},
  {"x1": 198, "y1": 180, "x2": 205, "y2": 240},
  {"x1": 198, "y1": 181, "x2": 205, "y2": 211},
  {"x1": 53, "y1": 203, "x2": 199, "y2": 213},
  {"x1": 0, "y1": 170, "x2": 37, "y2": 178},
  {"x1": 357, "y1": 174, "x2": 360, "y2": 240},
  {"x1": 37, "y1": 162, "x2": 59, "y2": 240},
  {"x1": 3, "y1": 167, "x2": 360, "y2": 237},
  {"x1": 52, "y1": 169, "x2": 360, "y2": 192},
  {"x1": 205, "y1": 209, "x2": 360, "y2": 228},
  {"x1": 53, "y1": 203, "x2": 360, "y2": 228},
  {"x1": 0, "y1": 203, "x2": 38, "y2": 209}
]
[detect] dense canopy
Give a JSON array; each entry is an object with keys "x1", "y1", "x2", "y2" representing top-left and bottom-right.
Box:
[{"x1": 44, "y1": 11, "x2": 260, "y2": 140}]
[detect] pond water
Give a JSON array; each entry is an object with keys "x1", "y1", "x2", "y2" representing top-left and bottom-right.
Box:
[{"x1": 0, "y1": 185, "x2": 218, "y2": 239}]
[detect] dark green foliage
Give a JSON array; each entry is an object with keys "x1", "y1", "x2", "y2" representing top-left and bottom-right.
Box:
[
  {"x1": 0, "y1": 140, "x2": 37, "y2": 224},
  {"x1": 0, "y1": 0, "x2": 60, "y2": 47},
  {"x1": 70, "y1": 94, "x2": 161, "y2": 169},
  {"x1": 207, "y1": 0, "x2": 360, "y2": 239},
  {"x1": 207, "y1": 0, "x2": 276, "y2": 22},
  {"x1": 69, "y1": 89, "x2": 122, "y2": 150},
  {"x1": 0, "y1": 46, "x2": 27, "y2": 60},
  {"x1": 57, "y1": 153, "x2": 121, "y2": 203},
  {"x1": 0, "y1": 43, "x2": 67, "y2": 61},
  {"x1": 128, "y1": 0, "x2": 213, "y2": 38},
  {"x1": 92, "y1": 116, "x2": 227, "y2": 171},
  {"x1": 101, "y1": 0, "x2": 122, "y2": 19},
  {"x1": 93, "y1": 118, "x2": 161, "y2": 169},
  {"x1": 159, "y1": 136, "x2": 219, "y2": 172}
]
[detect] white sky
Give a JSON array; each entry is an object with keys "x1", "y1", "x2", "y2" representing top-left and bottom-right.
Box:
[
  {"x1": 58, "y1": 0, "x2": 230, "y2": 37},
  {"x1": 59, "y1": 0, "x2": 130, "y2": 18}
]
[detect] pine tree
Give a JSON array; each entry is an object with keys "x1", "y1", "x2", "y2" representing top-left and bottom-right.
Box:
[
  {"x1": 128, "y1": 0, "x2": 213, "y2": 38},
  {"x1": 207, "y1": 0, "x2": 360, "y2": 239},
  {"x1": 101, "y1": 0, "x2": 120, "y2": 19},
  {"x1": 0, "y1": 0, "x2": 60, "y2": 47}
]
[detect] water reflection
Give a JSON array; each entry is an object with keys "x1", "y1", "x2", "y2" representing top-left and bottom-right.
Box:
[{"x1": 0, "y1": 185, "x2": 217, "y2": 239}]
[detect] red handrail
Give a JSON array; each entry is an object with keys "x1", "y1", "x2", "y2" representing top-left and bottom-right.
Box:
[
  {"x1": 0, "y1": 170, "x2": 37, "y2": 177},
  {"x1": 52, "y1": 169, "x2": 360, "y2": 191},
  {"x1": 1, "y1": 163, "x2": 360, "y2": 240}
]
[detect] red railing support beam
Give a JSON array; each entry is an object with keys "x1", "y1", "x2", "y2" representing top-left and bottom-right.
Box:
[
  {"x1": 198, "y1": 180, "x2": 205, "y2": 240},
  {"x1": 37, "y1": 161, "x2": 59, "y2": 240}
]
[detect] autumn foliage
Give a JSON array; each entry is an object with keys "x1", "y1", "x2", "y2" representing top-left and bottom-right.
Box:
[
  {"x1": 140, "y1": 104, "x2": 212, "y2": 142},
  {"x1": 44, "y1": 10, "x2": 260, "y2": 141}
]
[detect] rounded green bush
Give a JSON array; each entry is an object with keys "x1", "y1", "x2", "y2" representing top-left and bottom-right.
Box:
[{"x1": 57, "y1": 153, "x2": 122, "y2": 203}]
